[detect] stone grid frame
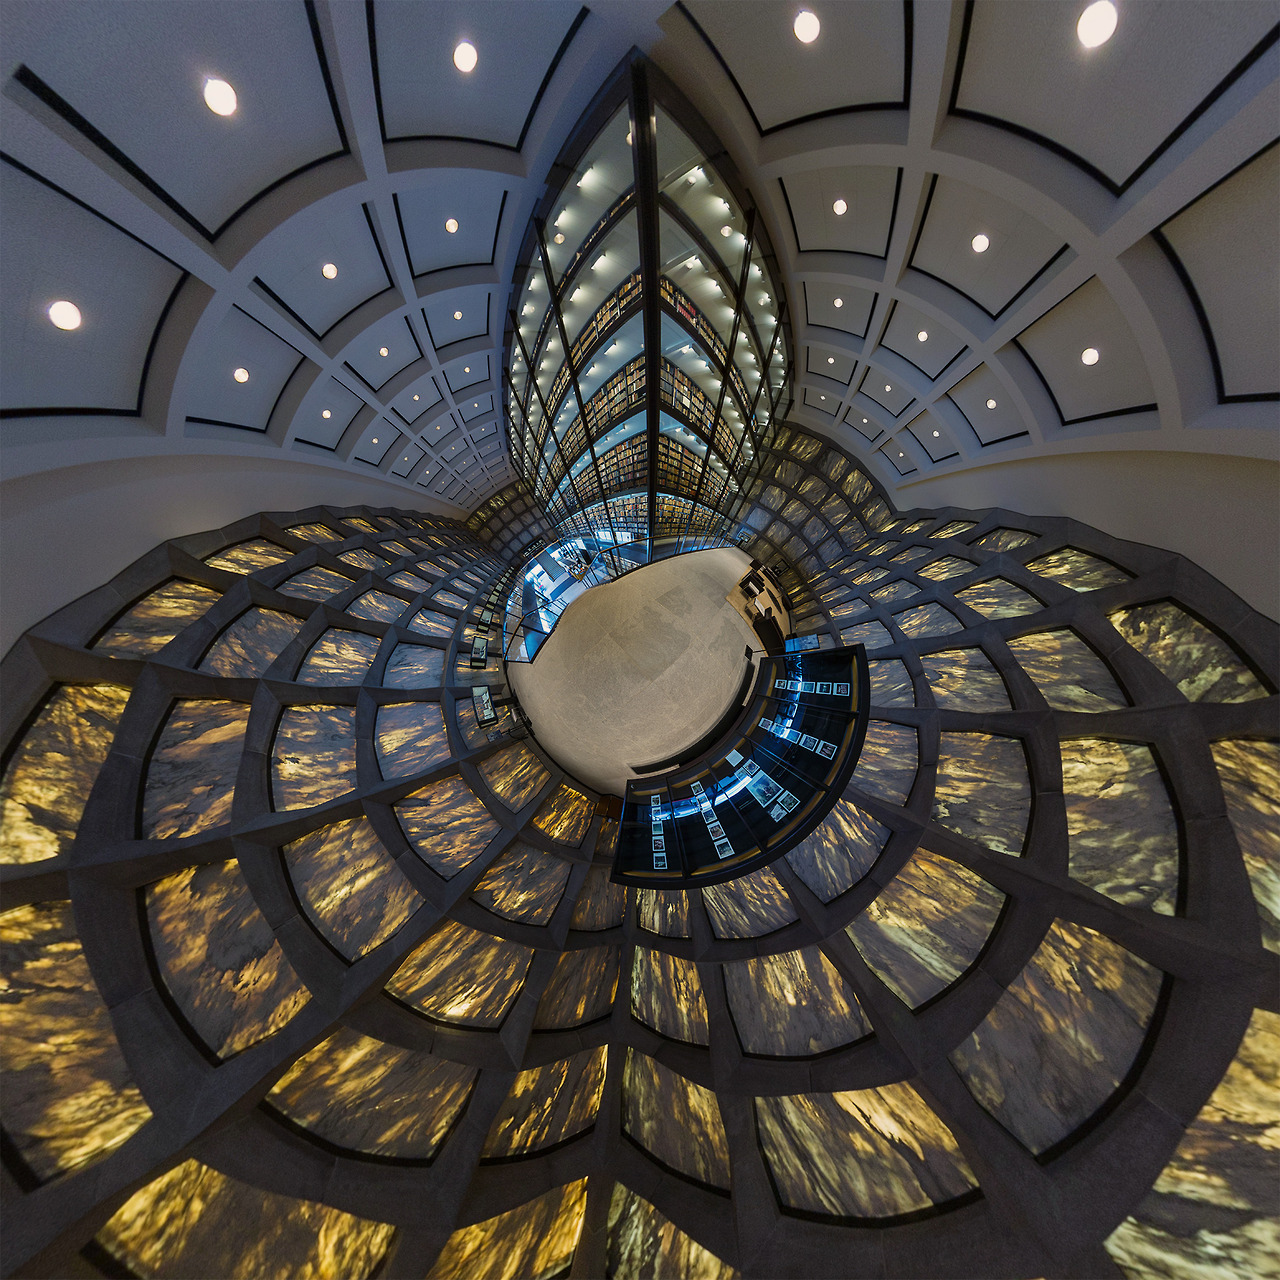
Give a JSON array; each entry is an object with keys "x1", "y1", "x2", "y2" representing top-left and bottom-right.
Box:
[{"x1": 0, "y1": 424, "x2": 1276, "y2": 1279}]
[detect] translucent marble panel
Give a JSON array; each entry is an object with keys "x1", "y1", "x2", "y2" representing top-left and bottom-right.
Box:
[
  {"x1": 607, "y1": 1184, "x2": 738, "y2": 1280},
  {"x1": 531, "y1": 783, "x2": 593, "y2": 847},
  {"x1": 338, "y1": 549, "x2": 390, "y2": 573},
  {"x1": 851, "y1": 566, "x2": 891, "y2": 586},
  {"x1": 394, "y1": 774, "x2": 500, "y2": 878},
  {"x1": 846, "y1": 471, "x2": 873, "y2": 506},
  {"x1": 268, "y1": 1026, "x2": 474, "y2": 1159},
  {"x1": 1104, "y1": 1008, "x2": 1279, "y2": 1280},
  {"x1": 277, "y1": 566, "x2": 354, "y2": 601},
  {"x1": 284, "y1": 817, "x2": 422, "y2": 958},
  {"x1": 534, "y1": 946, "x2": 620, "y2": 1029},
  {"x1": 295, "y1": 629, "x2": 379, "y2": 684},
  {"x1": 1, "y1": 684, "x2": 129, "y2": 863},
  {"x1": 973, "y1": 527, "x2": 1037, "y2": 552},
  {"x1": 383, "y1": 643, "x2": 445, "y2": 688},
  {"x1": 424, "y1": 1179, "x2": 585, "y2": 1280},
  {"x1": 623, "y1": 1051, "x2": 730, "y2": 1188},
  {"x1": 1027, "y1": 547, "x2": 1131, "y2": 591},
  {"x1": 204, "y1": 539, "x2": 293, "y2": 573},
  {"x1": 1005, "y1": 630, "x2": 1127, "y2": 711},
  {"x1": 637, "y1": 889, "x2": 690, "y2": 937},
  {"x1": 433, "y1": 589, "x2": 469, "y2": 610},
  {"x1": 851, "y1": 721, "x2": 918, "y2": 806},
  {"x1": 97, "y1": 1159, "x2": 393, "y2": 1280},
  {"x1": 483, "y1": 1046, "x2": 607, "y2": 1157},
  {"x1": 375, "y1": 702, "x2": 450, "y2": 780},
  {"x1": 1210, "y1": 738, "x2": 1280, "y2": 952},
  {"x1": 785, "y1": 799, "x2": 888, "y2": 901},
  {"x1": 917, "y1": 556, "x2": 975, "y2": 581},
  {"x1": 405, "y1": 609, "x2": 455, "y2": 639},
  {"x1": 344, "y1": 518, "x2": 380, "y2": 534},
  {"x1": 631, "y1": 948, "x2": 708, "y2": 1044},
  {"x1": 272, "y1": 705, "x2": 357, "y2": 809},
  {"x1": 472, "y1": 842, "x2": 571, "y2": 925},
  {"x1": 757, "y1": 1084, "x2": 977, "y2": 1218},
  {"x1": 840, "y1": 621, "x2": 892, "y2": 651},
  {"x1": 1109, "y1": 602, "x2": 1268, "y2": 703},
  {"x1": 934, "y1": 732, "x2": 1030, "y2": 855},
  {"x1": 477, "y1": 743, "x2": 550, "y2": 811},
  {"x1": 935, "y1": 520, "x2": 977, "y2": 539},
  {"x1": 147, "y1": 861, "x2": 310, "y2": 1057},
  {"x1": 387, "y1": 919, "x2": 532, "y2": 1027},
  {"x1": 893, "y1": 602, "x2": 964, "y2": 639},
  {"x1": 848, "y1": 848, "x2": 1004, "y2": 1007},
  {"x1": 456, "y1": 699, "x2": 515, "y2": 748},
  {"x1": 920, "y1": 647, "x2": 1011, "y2": 711},
  {"x1": 348, "y1": 591, "x2": 407, "y2": 624},
  {"x1": 92, "y1": 580, "x2": 220, "y2": 656},
  {"x1": 868, "y1": 659, "x2": 915, "y2": 707},
  {"x1": 725, "y1": 946, "x2": 870, "y2": 1055},
  {"x1": 1062, "y1": 739, "x2": 1179, "y2": 914},
  {"x1": 388, "y1": 570, "x2": 430, "y2": 592},
  {"x1": 286, "y1": 522, "x2": 341, "y2": 543},
  {"x1": 889, "y1": 545, "x2": 931, "y2": 564},
  {"x1": 951, "y1": 920, "x2": 1162, "y2": 1154},
  {"x1": 830, "y1": 599, "x2": 871, "y2": 623},
  {"x1": 0, "y1": 902, "x2": 150, "y2": 1181},
  {"x1": 864, "y1": 497, "x2": 893, "y2": 531},
  {"x1": 869, "y1": 580, "x2": 920, "y2": 606},
  {"x1": 571, "y1": 866, "x2": 626, "y2": 930},
  {"x1": 703, "y1": 867, "x2": 798, "y2": 939},
  {"x1": 143, "y1": 700, "x2": 250, "y2": 838},
  {"x1": 955, "y1": 578, "x2": 1044, "y2": 619},
  {"x1": 198, "y1": 608, "x2": 301, "y2": 678}
]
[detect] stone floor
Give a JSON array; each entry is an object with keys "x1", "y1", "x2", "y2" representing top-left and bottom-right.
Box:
[{"x1": 508, "y1": 547, "x2": 761, "y2": 796}]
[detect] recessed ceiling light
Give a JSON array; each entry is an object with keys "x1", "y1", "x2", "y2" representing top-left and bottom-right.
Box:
[
  {"x1": 445, "y1": 218, "x2": 459, "y2": 234},
  {"x1": 413, "y1": 394, "x2": 420, "y2": 401},
  {"x1": 917, "y1": 330, "x2": 928, "y2": 342},
  {"x1": 833, "y1": 297, "x2": 843, "y2": 308},
  {"x1": 819, "y1": 394, "x2": 825, "y2": 400},
  {"x1": 1077, "y1": 1, "x2": 1118, "y2": 48},
  {"x1": 794, "y1": 9, "x2": 820, "y2": 42},
  {"x1": 833, "y1": 198, "x2": 847, "y2": 216},
  {"x1": 1081, "y1": 347, "x2": 1100, "y2": 365},
  {"x1": 971, "y1": 233, "x2": 990, "y2": 253},
  {"x1": 720, "y1": 225, "x2": 732, "y2": 237},
  {"x1": 885, "y1": 384, "x2": 892, "y2": 392},
  {"x1": 321, "y1": 262, "x2": 338, "y2": 279},
  {"x1": 464, "y1": 365, "x2": 471, "y2": 373},
  {"x1": 47, "y1": 300, "x2": 81, "y2": 330},
  {"x1": 554, "y1": 232, "x2": 565, "y2": 244},
  {"x1": 986, "y1": 398, "x2": 997, "y2": 409},
  {"x1": 453, "y1": 40, "x2": 477, "y2": 73},
  {"x1": 372, "y1": 436, "x2": 380, "y2": 444},
  {"x1": 626, "y1": 130, "x2": 633, "y2": 146},
  {"x1": 233, "y1": 367, "x2": 249, "y2": 382},
  {"x1": 322, "y1": 409, "x2": 332, "y2": 419},
  {"x1": 454, "y1": 310, "x2": 463, "y2": 320},
  {"x1": 379, "y1": 346, "x2": 389, "y2": 357},
  {"x1": 862, "y1": 417, "x2": 868, "y2": 423},
  {"x1": 932, "y1": 430, "x2": 940, "y2": 437},
  {"x1": 899, "y1": 452, "x2": 904, "y2": 458},
  {"x1": 203, "y1": 78, "x2": 237, "y2": 116}
]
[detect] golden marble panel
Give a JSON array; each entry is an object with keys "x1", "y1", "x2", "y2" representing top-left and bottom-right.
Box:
[
  {"x1": 394, "y1": 774, "x2": 500, "y2": 878},
  {"x1": 387, "y1": 919, "x2": 532, "y2": 1027},
  {"x1": 845, "y1": 470, "x2": 873, "y2": 505},
  {"x1": 295, "y1": 629, "x2": 379, "y2": 684},
  {"x1": 204, "y1": 539, "x2": 293, "y2": 573},
  {"x1": 1027, "y1": 547, "x2": 1131, "y2": 591},
  {"x1": 934, "y1": 732, "x2": 1030, "y2": 855},
  {"x1": 533, "y1": 946, "x2": 620, "y2": 1029},
  {"x1": 277, "y1": 566, "x2": 353, "y2": 602},
  {"x1": 271, "y1": 705, "x2": 357, "y2": 809},
  {"x1": 830, "y1": 598, "x2": 871, "y2": 623},
  {"x1": 703, "y1": 867, "x2": 798, "y2": 939},
  {"x1": 973, "y1": 527, "x2": 1037, "y2": 552},
  {"x1": 472, "y1": 841, "x2": 572, "y2": 925},
  {"x1": 0, "y1": 902, "x2": 150, "y2": 1182},
  {"x1": 920, "y1": 647, "x2": 1011, "y2": 711},
  {"x1": 623, "y1": 1051, "x2": 730, "y2": 1189},
  {"x1": 348, "y1": 591, "x2": 407, "y2": 624},
  {"x1": 286, "y1": 522, "x2": 341, "y2": 543},
  {"x1": 917, "y1": 555, "x2": 974, "y2": 581},
  {"x1": 482, "y1": 1046, "x2": 607, "y2": 1158},
  {"x1": 424, "y1": 1179, "x2": 586, "y2": 1280},
  {"x1": 147, "y1": 860, "x2": 310, "y2": 1058},
  {"x1": 847, "y1": 848, "x2": 1004, "y2": 1007},
  {"x1": 92, "y1": 580, "x2": 221, "y2": 656},
  {"x1": 284, "y1": 816, "x2": 422, "y2": 959},
  {"x1": 571, "y1": 866, "x2": 626, "y2": 930},
  {"x1": 935, "y1": 520, "x2": 977, "y2": 539},
  {"x1": 636, "y1": 890, "x2": 689, "y2": 938},
  {"x1": 338, "y1": 549, "x2": 390, "y2": 573},
  {"x1": 388, "y1": 570, "x2": 431, "y2": 592},
  {"x1": 869, "y1": 580, "x2": 921, "y2": 605},
  {"x1": 198, "y1": 608, "x2": 301, "y2": 678},
  {"x1": 852, "y1": 721, "x2": 918, "y2": 806},
  {"x1": 1, "y1": 683, "x2": 130, "y2": 863},
  {"x1": 954, "y1": 578, "x2": 1044, "y2": 618},
  {"x1": 1062, "y1": 738, "x2": 1179, "y2": 914},
  {"x1": 97, "y1": 1158, "x2": 394, "y2": 1280},
  {"x1": 456, "y1": 699, "x2": 515, "y2": 748},
  {"x1": 404, "y1": 608, "x2": 455, "y2": 639},
  {"x1": 268, "y1": 1025, "x2": 475, "y2": 1158},
  {"x1": 868, "y1": 658, "x2": 915, "y2": 707},
  {"x1": 477, "y1": 743, "x2": 550, "y2": 811},
  {"x1": 851, "y1": 566, "x2": 891, "y2": 586},
  {"x1": 1104, "y1": 1008, "x2": 1279, "y2": 1280},
  {"x1": 756, "y1": 1083, "x2": 977, "y2": 1218},
  {"x1": 889, "y1": 546, "x2": 932, "y2": 564},
  {"x1": 143, "y1": 699, "x2": 251, "y2": 838},
  {"x1": 785, "y1": 798, "x2": 888, "y2": 902},
  {"x1": 383, "y1": 643, "x2": 445, "y2": 689},
  {"x1": 607, "y1": 1183, "x2": 738, "y2": 1279},
  {"x1": 1109, "y1": 601, "x2": 1268, "y2": 703},
  {"x1": 381, "y1": 540, "x2": 416, "y2": 558},
  {"x1": 864, "y1": 497, "x2": 893, "y2": 531},
  {"x1": 531, "y1": 783, "x2": 594, "y2": 847},
  {"x1": 344, "y1": 518, "x2": 380, "y2": 534},
  {"x1": 840, "y1": 620, "x2": 892, "y2": 651},
  {"x1": 433, "y1": 589, "x2": 469, "y2": 610},
  {"x1": 631, "y1": 948, "x2": 709, "y2": 1044},
  {"x1": 375, "y1": 702, "x2": 450, "y2": 780},
  {"x1": 724, "y1": 946, "x2": 870, "y2": 1055},
  {"x1": 893, "y1": 602, "x2": 963, "y2": 639},
  {"x1": 949, "y1": 920, "x2": 1162, "y2": 1154},
  {"x1": 1210, "y1": 738, "x2": 1280, "y2": 953},
  {"x1": 1005, "y1": 629, "x2": 1127, "y2": 711}
]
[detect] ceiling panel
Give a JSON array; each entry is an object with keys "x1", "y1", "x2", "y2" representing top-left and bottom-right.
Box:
[
  {"x1": 782, "y1": 166, "x2": 899, "y2": 255},
  {"x1": 460, "y1": 392, "x2": 495, "y2": 424},
  {"x1": 803, "y1": 282, "x2": 876, "y2": 338},
  {"x1": 805, "y1": 346, "x2": 856, "y2": 385},
  {"x1": 878, "y1": 438, "x2": 918, "y2": 476},
  {"x1": 395, "y1": 173, "x2": 508, "y2": 277},
  {"x1": 186, "y1": 307, "x2": 303, "y2": 431},
  {"x1": 390, "y1": 376, "x2": 444, "y2": 427},
  {"x1": 879, "y1": 300, "x2": 968, "y2": 379},
  {"x1": 856, "y1": 367, "x2": 915, "y2": 417},
  {"x1": 948, "y1": 366, "x2": 1029, "y2": 447},
  {"x1": 442, "y1": 353, "x2": 491, "y2": 395},
  {"x1": 294, "y1": 377, "x2": 366, "y2": 450},
  {"x1": 344, "y1": 315, "x2": 423, "y2": 391},
  {"x1": 351, "y1": 422, "x2": 400, "y2": 468},
  {"x1": 801, "y1": 387, "x2": 839, "y2": 420},
  {"x1": 906, "y1": 409, "x2": 962, "y2": 463},
  {"x1": 422, "y1": 286, "x2": 494, "y2": 350}
]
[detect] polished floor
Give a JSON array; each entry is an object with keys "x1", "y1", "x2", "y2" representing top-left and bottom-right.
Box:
[{"x1": 508, "y1": 547, "x2": 760, "y2": 795}]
